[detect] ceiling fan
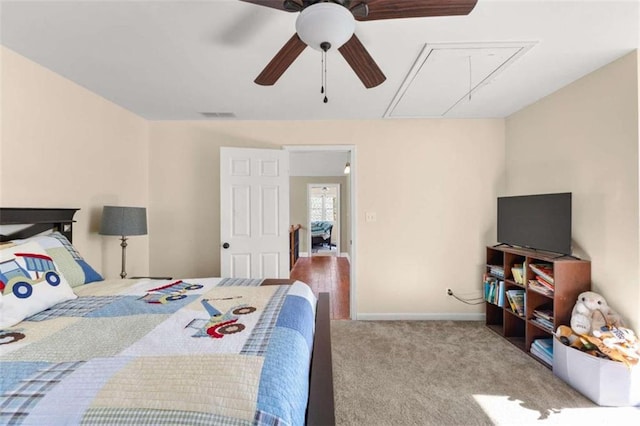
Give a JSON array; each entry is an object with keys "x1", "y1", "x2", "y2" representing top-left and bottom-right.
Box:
[{"x1": 240, "y1": 0, "x2": 478, "y2": 89}]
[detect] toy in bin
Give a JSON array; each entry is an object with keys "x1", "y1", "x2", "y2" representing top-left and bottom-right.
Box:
[
  {"x1": 557, "y1": 291, "x2": 640, "y2": 367},
  {"x1": 554, "y1": 291, "x2": 640, "y2": 406},
  {"x1": 570, "y1": 291, "x2": 624, "y2": 335}
]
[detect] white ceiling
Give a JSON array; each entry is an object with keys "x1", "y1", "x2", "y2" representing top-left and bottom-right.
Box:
[{"x1": 1, "y1": 0, "x2": 638, "y2": 121}]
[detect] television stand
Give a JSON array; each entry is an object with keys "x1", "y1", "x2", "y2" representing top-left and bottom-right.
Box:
[
  {"x1": 528, "y1": 248, "x2": 582, "y2": 261},
  {"x1": 508, "y1": 245, "x2": 582, "y2": 261},
  {"x1": 484, "y1": 245, "x2": 590, "y2": 368},
  {"x1": 550, "y1": 253, "x2": 581, "y2": 260}
]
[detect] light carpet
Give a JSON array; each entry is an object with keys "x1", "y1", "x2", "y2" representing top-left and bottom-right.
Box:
[{"x1": 330, "y1": 320, "x2": 640, "y2": 425}]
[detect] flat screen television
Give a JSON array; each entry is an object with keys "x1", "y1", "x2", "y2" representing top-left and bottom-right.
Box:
[{"x1": 497, "y1": 192, "x2": 572, "y2": 255}]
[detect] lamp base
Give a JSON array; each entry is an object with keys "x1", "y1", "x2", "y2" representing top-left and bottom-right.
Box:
[{"x1": 120, "y1": 236, "x2": 128, "y2": 279}]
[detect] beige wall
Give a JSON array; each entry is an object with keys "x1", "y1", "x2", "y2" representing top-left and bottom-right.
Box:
[
  {"x1": 506, "y1": 51, "x2": 640, "y2": 331},
  {"x1": 6, "y1": 41, "x2": 637, "y2": 323},
  {"x1": 148, "y1": 120, "x2": 505, "y2": 317},
  {"x1": 290, "y1": 176, "x2": 349, "y2": 254},
  {"x1": 0, "y1": 47, "x2": 150, "y2": 279}
]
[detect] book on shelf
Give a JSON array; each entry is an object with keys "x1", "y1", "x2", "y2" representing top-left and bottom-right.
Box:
[
  {"x1": 532, "y1": 308, "x2": 554, "y2": 321},
  {"x1": 505, "y1": 292, "x2": 514, "y2": 311},
  {"x1": 511, "y1": 264, "x2": 524, "y2": 284},
  {"x1": 531, "y1": 317, "x2": 554, "y2": 331},
  {"x1": 533, "y1": 338, "x2": 553, "y2": 353},
  {"x1": 530, "y1": 350, "x2": 552, "y2": 366},
  {"x1": 528, "y1": 279, "x2": 554, "y2": 296},
  {"x1": 505, "y1": 289, "x2": 525, "y2": 316},
  {"x1": 483, "y1": 278, "x2": 504, "y2": 307},
  {"x1": 529, "y1": 263, "x2": 554, "y2": 284},
  {"x1": 531, "y1": 337, "x2": 554, "y2": 366},
  {"x1": 532, "y1": 338, "x2": 553, "y2": 357},
  {"x1": 535, "y1": 276, "x2": 554, "y2": 290},
  {"x1": 484, "y1": 277, "x2": 498, "y2": 303},
  {"x1": 488, "y1": 265, "x2": 505, "y2": 279}
]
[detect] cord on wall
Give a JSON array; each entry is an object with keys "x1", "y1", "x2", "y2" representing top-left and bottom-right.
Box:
[{"x1": 447, "y1": 288, "x2": 485, "y2": 305}]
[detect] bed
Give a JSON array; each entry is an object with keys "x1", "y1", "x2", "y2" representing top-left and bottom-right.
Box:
[{"x1": 0, "y1": 208, "x2": 334, "y2": 425}]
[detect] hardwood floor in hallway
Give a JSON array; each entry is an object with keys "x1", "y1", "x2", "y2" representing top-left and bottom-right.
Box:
[{"x1": 289, "y1": 256, "x2": 350, "y2": 320}]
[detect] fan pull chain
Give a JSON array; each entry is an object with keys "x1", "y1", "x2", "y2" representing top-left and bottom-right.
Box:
[
  {"x1": 321, "y1": 49, "x2": 325, "y2": 95},
  {"x1": 319, "y1": 42, "x2": 331, "y2": 104},
  {"x1": 323, "y1": 50, "x2": 328, "y2": 103}
]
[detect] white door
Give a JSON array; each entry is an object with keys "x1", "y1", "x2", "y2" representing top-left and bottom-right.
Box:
[{"x1": 220, "y1": 147, "x2": 289, "y2": 278}]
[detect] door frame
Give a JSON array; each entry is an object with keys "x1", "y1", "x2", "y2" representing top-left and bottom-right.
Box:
[
  {"x1": 308, "y1": 183, "x2": 340, "y2": 256},
  {"x1": 284, "y1": 145, "x2": 356, "y2": 320}
]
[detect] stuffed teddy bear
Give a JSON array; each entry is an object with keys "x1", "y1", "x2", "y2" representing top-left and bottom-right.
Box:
[{"x1": 570, "y1": 291, "x2": 624, "y2": 335}]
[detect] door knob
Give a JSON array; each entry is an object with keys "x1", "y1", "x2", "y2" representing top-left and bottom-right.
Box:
[{"x1": 222, "y1": 242, "x2": 230, "y2": 249}]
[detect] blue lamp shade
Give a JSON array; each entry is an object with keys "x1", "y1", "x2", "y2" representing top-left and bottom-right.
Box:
[{"x1": 99, "y1": 206, "x2": 147, "y2": 237}]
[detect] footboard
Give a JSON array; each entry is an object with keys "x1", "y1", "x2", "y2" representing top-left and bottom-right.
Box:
[{"x1": 307, "y1": 292, "x2": 335, "y2": 425}]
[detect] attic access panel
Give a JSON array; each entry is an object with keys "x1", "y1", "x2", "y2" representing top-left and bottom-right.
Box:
[{"x1": 385, "y1": 42, "x2": 536, "y2": 118}]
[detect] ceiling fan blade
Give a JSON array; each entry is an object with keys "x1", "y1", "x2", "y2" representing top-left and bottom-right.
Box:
[
  {"x1": 338, "y1": 34, "x2": 386, "y2": 88},
  {"x1": 255, "y1": 33, "x2": 307, "y2": 85},
  {"x1": 352, "y1": 0, "x2": 478, "y2": 21},
  {"x1": 238, "y1": 0, "x2": 302, "y2": 13}
]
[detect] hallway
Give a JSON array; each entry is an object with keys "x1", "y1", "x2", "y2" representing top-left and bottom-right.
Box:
[{"x1": 290, "y1": 256, "x2": 350, "y2": 320}]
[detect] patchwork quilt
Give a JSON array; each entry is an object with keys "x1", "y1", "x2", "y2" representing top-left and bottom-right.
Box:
[{"x1": 0, "y1": 278, "x2": 317, "y2": 426}]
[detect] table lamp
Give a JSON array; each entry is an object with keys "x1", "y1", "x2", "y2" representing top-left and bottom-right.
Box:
[{"x1": 99, "y1": 206, "x2": 147, "y2": 279}]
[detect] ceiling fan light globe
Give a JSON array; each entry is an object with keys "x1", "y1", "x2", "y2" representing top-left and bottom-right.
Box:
[{"x1": 295, "y1": 2, "x2": 355, "y2": 51}]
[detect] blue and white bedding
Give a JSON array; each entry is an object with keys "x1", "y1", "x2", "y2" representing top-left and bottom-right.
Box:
[{"x1": 0, "y1": 277, "x2": 316, "y2": 425}]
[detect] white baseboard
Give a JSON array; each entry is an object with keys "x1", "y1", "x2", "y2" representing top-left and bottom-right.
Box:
[
  {"x1": 299, "y1": 252, "x2": 349, "y2": 260},
  {"x1": 356, "y1": 313, "x2": 486, "y2": 321}
]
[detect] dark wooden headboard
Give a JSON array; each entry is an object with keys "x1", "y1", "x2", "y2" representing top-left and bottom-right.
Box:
[{"x1": 0, "y1": 208, "x2": 79, "y2": 243}]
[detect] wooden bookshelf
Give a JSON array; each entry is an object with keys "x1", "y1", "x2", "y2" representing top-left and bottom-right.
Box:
[{"x1": 484, "y1": 245, "x2": 591, "y2": 368}]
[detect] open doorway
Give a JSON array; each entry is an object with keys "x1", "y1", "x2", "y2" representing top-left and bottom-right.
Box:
[
  {"x1": 285, "y1": 146, "x2": 355, "y2": 320},
  {"x1": 309, "y1": 184, "x2": 340, "y2": 256}
]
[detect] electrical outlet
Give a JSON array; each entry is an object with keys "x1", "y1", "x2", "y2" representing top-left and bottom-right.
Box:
[{"x1": 446, "y1": 288, "x2": 453, "y2": 296}]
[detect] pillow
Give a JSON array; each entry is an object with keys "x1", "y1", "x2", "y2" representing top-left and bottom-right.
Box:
[
  {"x1": 0, "y1": 241, "x2": 77, "y2": 328},
  {"x1": 19, "y1": 232, "x2": 103, "y2": 287}
]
